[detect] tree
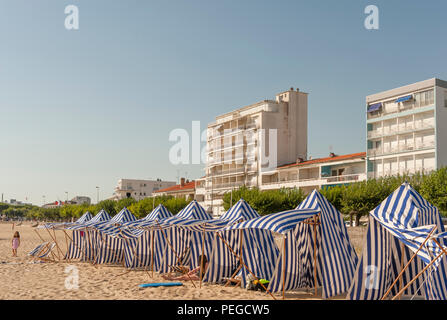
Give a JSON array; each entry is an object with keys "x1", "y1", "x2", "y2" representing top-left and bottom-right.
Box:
[
  {"x1": 419, "y1": 167, "x2": 447, "y2": 215},
  {"x1": 95, "y1": 200, "x2": 117, "y2": 216},
  {"x1": 115, "y1": 198, "x2": 137, "y2": 213}
]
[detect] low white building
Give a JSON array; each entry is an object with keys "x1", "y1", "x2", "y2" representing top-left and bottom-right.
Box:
[
  {"x1": 111, "y1": 178, "x2": 176, "y2": 201},
  {"x1": 261, "y1": 152, "x2": 367, "y2": 194},
  {"x1": 70, "y1": 196, "x2": 91, "y2": 205}
]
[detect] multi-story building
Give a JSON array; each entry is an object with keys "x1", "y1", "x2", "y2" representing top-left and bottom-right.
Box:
[
  {"x1": 203, "y1": 88, "x2": 308, "y2": 215},
  {"x1": 366, "y1": 78, "x2": 447, "y2": 179},
  {"x1": 111, "y1": 178, "x2": 176, "y2": 201},
  {"x1": 261, "y1": 152, "x2": 366, "y2": 194}
]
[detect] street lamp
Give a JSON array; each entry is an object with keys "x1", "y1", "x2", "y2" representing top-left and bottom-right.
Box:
[
  {"x1": 65, "y1": 192, "x2": 68, "y2": 203},
  {"x1": 96, "y1": 186, "x2": 99, "y2": 204},
  {"x1": 42, "y1": 195, "x2": 46, "y2": 206}
]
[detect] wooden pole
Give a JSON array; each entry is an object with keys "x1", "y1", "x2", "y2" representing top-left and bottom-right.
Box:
[
  {"x1": 282, "y1": 236, "x2": 286, "y2": 300},
  {"x1": 381, "y1": 225, "x2": 437, "y2": 300},
  {"x1": 399, "y1": 242, "x2": 405, "y2": 300},
  {"x1": 151, "y1": 230, "x2": 155, "y2": 278},
  {"x1": 199, "y1": 228, "x2": 206, "y2": 288},
  {"x1": 312, "y1": 214, "x2": 319, "y2": 296},
  {"x1": 216, "y1": 232, "x2": 276, "y2": 300},
  {"x1": 45, "y1": 228, "x2": 63, "y2": 261},
  {"x1": 63, "y1": 231, "x2": 71, "y2": 263},
  {"x1": 392, "y1": 238, "x2": 447, "y2": 300},
  {"x1": 392, "y1": 251, "x2": 443, "y2": 300}
]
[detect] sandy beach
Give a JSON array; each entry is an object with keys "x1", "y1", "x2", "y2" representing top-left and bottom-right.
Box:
[{"x1": 0, "y1": 222, "x2": 366, "y2": 300}]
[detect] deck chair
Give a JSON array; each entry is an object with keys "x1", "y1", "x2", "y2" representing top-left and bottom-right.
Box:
[
  {"x1": 28, "y1": 242, "x2": 57, "y2": 262},
  {"x1": 169, "y1": 247, "x2": 192, "y2": 274},
  {"x1": 223, "y1": 264, "x2": 243, "y2": 287}
]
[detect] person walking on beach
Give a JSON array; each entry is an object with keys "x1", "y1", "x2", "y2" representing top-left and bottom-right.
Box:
[{"x1": 11, "y1": 231, "x2": 20, "y2": 257}]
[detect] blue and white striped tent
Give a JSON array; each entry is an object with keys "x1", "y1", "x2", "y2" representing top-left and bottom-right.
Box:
[
  {"x1": 267, "y1": 190, "x2": 358, "y2": 299},
  {"x1": 123, "y1": 204, "x2": 173, "y2": 270},
  {"x1": 94, "y1": 207, "x2": 138, "y2": 265},
  {"x1": 65, "y1": 210, "x2": 111, "y2": 261},
  {"x1": 159, "y1": 200, "x2": 214, "y2": 273},
  {"x1": 203, "y1": 199, "x2": 279, "y2": 289},
  {"x1": 347, "y1": 182, "x2": 447, "y2": 300}
]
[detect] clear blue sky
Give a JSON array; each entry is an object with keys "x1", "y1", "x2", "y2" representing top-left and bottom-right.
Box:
[{"x1": 1, "y1": 1, "x2": 446, "y2": 205}]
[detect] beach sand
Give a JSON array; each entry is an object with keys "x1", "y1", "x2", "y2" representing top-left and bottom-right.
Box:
[{"x1": 0, "y1": 222, "x2": 365, "y2": 300}]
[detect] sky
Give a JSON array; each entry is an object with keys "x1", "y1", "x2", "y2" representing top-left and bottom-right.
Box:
[{"x1": 1, "y1": 0, "x2": 447, "y2": 205}]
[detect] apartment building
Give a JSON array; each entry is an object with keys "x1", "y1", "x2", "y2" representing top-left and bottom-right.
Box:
[
  {"x1": 203, "y1": 87, "x2": 308, "y2": 216},
  {"x1": 366, "y1": 78, "x2": 447, "y2": 179},
  {"x1": 261, "y1": 152, "x2": 366, "y2": 194},
  {"x1": 111, "y1": 178, "x2": 176, "y2": 201}
]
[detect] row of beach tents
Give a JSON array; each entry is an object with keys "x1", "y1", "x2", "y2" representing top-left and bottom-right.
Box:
[{"x1": 37, "y1": 182, "x2": 447, "y2": 300}]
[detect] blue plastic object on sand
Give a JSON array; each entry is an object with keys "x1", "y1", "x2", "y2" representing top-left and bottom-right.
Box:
[{"x1": 139, "y1": 282, "x2": 183, "y2": 288}]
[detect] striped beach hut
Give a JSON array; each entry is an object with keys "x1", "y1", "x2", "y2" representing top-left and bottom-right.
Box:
[
  {"x1": 347, "y1": 182, "x2": 447, "y2": 300},
  {"x1": 223, "y1": 190, "x2": 358, "y2": 299},
  {"x1": 268, "y1": 190, "x2": 358, "y2": 298},
  {"x1": 123, "y1": 204, "x2": 173, "y2": 270},
  {"x1": 159, "y1": 200, "x2": 214, "y2": 273},
  {"x1": 94, "y1": 207, "x2": 138, "y2": 265},
  {"x1": 203, "y1": 199, "x2": 278, "y2": 287},
  {"x1": 65, "y1": 210, "x2": 111, "y2": 261}
]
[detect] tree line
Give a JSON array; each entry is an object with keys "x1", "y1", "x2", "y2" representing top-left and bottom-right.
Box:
[
  {"x1": 222, "y1": 167, "x2": 447, "y2": 226},
  {"x1": 0, "y1": 196, "x2": 190, "y2": 221},
  {"x1": 1, "y1": 168, "x2": 446, "y2": 224}
]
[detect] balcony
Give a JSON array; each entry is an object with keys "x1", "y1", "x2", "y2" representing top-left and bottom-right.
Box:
[
  {"x1": 209, "y1": 181, "x2": 256, "y2": 190},
  {"x1": 208, "y1": 167, "x2": 247, "y2": 177},
  {"x1": 368, "y1": 141, "x2": 435, "y2": 157},
  {"x1": 323, "y1": 173, "x2": 366, "y2": 184},
  {"x1": 260, "y1": 173, "x2": 367, "y2": 190},
  {"x1": 208, "y1": 124, "x2": 259, "y2": 140}
]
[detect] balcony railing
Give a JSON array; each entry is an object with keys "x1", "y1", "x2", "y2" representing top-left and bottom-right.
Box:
[
  {"x1": 262, "y1": 174, "x2": 365, "y2": 186},
  {"x1": 324, "y1": 174, "x2": 363, "y2": 183},
  {"x1": 208, "y1": 181, "x2": 256, "y2": 190},
  {"x1": 369, "y1": 141, "x2": 435, "y2": 156},
  {"x1": 208, "y1": 167, "x2": 246, "y2": 177}
]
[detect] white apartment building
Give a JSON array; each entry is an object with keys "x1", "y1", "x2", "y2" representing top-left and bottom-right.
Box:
[
  {"x1": 203, "y1": 88, "x2": 308, "y2": 216},
  {"x1": 366, "y1": 78, "x2": 447, "y2": 179},
  {"x1": 261, "y1": 152, "x2": 366, "y2": 194},
  {"x1": 111, "y1": 178, "x2": 176, "y2": 201}
]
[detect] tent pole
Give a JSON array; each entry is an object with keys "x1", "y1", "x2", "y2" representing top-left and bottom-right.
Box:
[
  {"x1": 87, "y1": 229, "x2": 99, "y2": 267},
  {"x1": 399, "y1": 242, "x2": 405, "y2": 300},
  {"x1": 393, "y1": 238, "x2": 447, "y2": 300},
  {"x1": 63, "y1": 230, "x2": 70, "y2": 263},
  {"x1": 392, "y1": 250, "x2": 444, "y2": 300},
  {"x1": 216, "y1": 232, "x2": 276, "y2": 300},
  {"x1": 282, "y1": 235, "x2": 286, "y2": 300},
  {"x1": 151, "y1": 230, "x2": 155, "y2": 278},
  {"x1": 381, "y1": 225, "x2": 437, "y2": 300},
  {"x1": 200, "y1": 228, "x2": 206, "y2": 288},
  {"x1": 45, "y1": 228, "x2": 63, "y2": 261},
  {"x1": 156, "y1": 222, "x2": 197, "y2": 288},
  {"x1": 312, "y1": 215, "x2": 318, "y2": 296}
]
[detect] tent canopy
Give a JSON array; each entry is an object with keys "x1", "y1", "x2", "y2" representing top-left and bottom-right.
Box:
[
  {"x1": 225, "y1": 208, "x2": 319, "y2": 234},
  {"x1": 347, "y1": 182, "x2": 447, "y2": 300}
]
